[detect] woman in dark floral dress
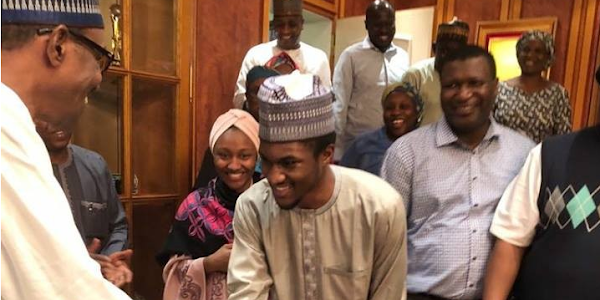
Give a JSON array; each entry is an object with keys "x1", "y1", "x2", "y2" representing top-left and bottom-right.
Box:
[{"x1": 493, "y1": 30, "x2": 571, "y2": 143}]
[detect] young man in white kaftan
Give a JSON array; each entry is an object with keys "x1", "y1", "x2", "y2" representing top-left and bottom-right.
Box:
[
  {"x1": 232, "y1": 0, "x2": 331, "y2": 109},
  {"x1": 227, "y1": 73, "x2": 408, "y2": 300}
]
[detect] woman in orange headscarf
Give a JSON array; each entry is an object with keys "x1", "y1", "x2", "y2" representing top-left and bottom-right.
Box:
[{"x1": 158, "y1": 109, "x2": 260, "y2": 300}]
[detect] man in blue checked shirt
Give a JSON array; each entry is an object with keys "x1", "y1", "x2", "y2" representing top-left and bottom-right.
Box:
[{"x1": 381, "y1": 45, "x2": 534, "y2": 300}]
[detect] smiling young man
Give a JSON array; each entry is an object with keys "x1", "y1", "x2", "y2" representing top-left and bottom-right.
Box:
[
  {"x1": 381, "y1": 45, "x2": 534, "y2": 300},
  {"x1": 228, "y1": 73, "x2": 407, "y2": 300},
  {"x1": 233, "y1": 0, "x2": 331, "y2": 109},
  {"x1": 332, "y1": 0, "x2": 409, "y2": 161},
  {"x1": 1, "y1": 1, "x2": 131, "y2": 299}
]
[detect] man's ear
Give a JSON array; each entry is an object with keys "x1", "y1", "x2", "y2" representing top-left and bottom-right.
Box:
[
  {"x1": 320, "y1": 143, "x2": 335, "y2": 164},
  {"x1": 45, "y1": 25, "x2": 69, "y2": 68}
]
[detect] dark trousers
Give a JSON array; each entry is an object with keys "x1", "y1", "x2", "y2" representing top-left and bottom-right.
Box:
[
  {"x1": 407, "y1": 293, "x2": 482, "y2": 300},
  {"x1": 407, "y1": 293, "x2": 450, "y2": 300}
]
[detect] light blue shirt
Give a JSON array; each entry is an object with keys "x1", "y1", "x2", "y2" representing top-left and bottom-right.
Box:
[
  {"x1": 381, "y1": 117, "x2": 534, "y2": 299},
  {"x1": 340, "y1": 127, "x2": 393, "y2": 175}
]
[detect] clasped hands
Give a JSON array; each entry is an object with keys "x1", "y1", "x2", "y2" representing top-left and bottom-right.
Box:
[{"x1": 87, "y1": 238, "x2": 133, "y2": 288}]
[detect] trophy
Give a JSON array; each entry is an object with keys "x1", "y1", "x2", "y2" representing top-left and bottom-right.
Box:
[{"x1": 110, "y1": 3, "x2": 122, "y2": 65}]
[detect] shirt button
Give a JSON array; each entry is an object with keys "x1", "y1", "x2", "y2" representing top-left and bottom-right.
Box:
[
  {"x1": 473, "y1": 203, "x2": 479, "y2": 207},
  {"x1": 472, "y1": 257, "x2": 477, "y2": 261},
  {"x1": 469, "y1": 284, "x2": 474, "y2": 288},
  {"x1": 472, "y1": 229, "x2": 477, "y2": 233}
]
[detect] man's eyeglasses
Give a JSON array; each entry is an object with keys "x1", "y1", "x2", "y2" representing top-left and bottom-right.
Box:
[{"x1": 37, "y1": 27, "x2": 114, "y2": 73}]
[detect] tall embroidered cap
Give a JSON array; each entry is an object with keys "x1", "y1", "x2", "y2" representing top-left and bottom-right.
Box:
[
  {"x1": 436, "y1": 16, "x2": 469, "y2": 43},
  {"x1": 2, "y1": 0, "x2": 103, "y2": 28},
  {"x1": 258, "y1": 73, "x2": 334, "y2": 142}
]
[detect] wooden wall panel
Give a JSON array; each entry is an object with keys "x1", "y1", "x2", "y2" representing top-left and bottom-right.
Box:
[
  {"x1": 344, "y1": 0, "x2": 372, "y2": 17},
  {"x1": 193, "y1": 0, "x2": 263, "y2": 182},
  {"x1": 453, "y1": 0, "x2": 503, "y2": 43},
  {"x1": 396, "y1": 0, "x2": 436, "y2": 10},
  {"x1": 131, "y1": 200, "x2": 177, "y2": 300},
  {"x1": 344, "y1": 0, "x2": 436, "y2": 17},
  {"x1": 520, "y1": 0, "x2": 574, "y2": 84},
  {"x1": 589, "y1": 2, "x2": 600, "y2": 125}
]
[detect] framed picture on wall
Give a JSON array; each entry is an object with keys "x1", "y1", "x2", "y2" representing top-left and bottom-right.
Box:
[{"x1": 475, "y1": 17, "x2": 557, "y2": 81}]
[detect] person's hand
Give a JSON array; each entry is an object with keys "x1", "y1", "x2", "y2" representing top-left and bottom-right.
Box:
[
  {"x1": 100, "y1": 258, "x2": 133, "y2": 287},
  {"x1": 204, "y1": 243, "x2": 232, "y2": 273},
  {"x1": 107, "y1": 249, "x2": 133, "y2": 287},
  {"x1": 104, "y1": 259, "x2": 133, "y2": 287},
  {"x1": 87, "y1": 239, "x2": 134, "y2": 287},
  {"x1": 86, "y1": 238, "x2": 102, "y2": 254},
  {"x1": 109, "y1": 249, "x2": 133, "y2": 265}
]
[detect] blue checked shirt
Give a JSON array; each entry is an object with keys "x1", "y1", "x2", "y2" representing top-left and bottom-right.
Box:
[{"x1": 381, "y1": 117, "x2": 534, "y2": 299}]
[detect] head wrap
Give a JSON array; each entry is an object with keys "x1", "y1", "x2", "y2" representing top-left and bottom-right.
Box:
[
  {"x1": 273, "y1": 0, "x2": 303, "y2": 16},
  {"x1": 2, "y1": 0, "x2": 103, "y2": 28},
  {"x1": 381, "y1": 82, "x2": 425, "y2": 125},
  {"x1": 209, "y1": 109, "x2": 259, "y2": 153},
  {"x1": 436, "y1": 17, "x2": 469, "y2": 43},
  {"x1": 265, "y1": 52, "x2": 298, "y2": 74},
  {"x1": 258, "y1": 73, "x2": 334, "y2": 142},
  {"x1": 516, "y1": 30, "x2": 555, "y2": 68},
  {"x1": 247, "y1": 66, "x2": 280, "y2": 86}
]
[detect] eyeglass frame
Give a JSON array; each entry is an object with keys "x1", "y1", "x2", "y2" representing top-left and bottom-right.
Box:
[{"x1": 37, "y1": 27, "x2": 115, "y2": 73}]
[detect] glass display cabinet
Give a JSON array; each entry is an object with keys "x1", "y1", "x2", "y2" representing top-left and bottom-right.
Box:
[{"x1": 72, "y1": 0, "x2": 193, "y2": 299}]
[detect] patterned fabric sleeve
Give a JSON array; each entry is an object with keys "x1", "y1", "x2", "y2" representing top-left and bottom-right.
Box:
[
  {"x1": 162, "y1": 255, "x2": 228, "y2": 300},
  {"x1": 553, "y1": 86, "x2": 572, "y2": 136}
]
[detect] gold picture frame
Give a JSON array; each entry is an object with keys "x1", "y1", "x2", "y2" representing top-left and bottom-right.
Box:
[{"x1": 475, "y1": 17, "x2": 557, "y2": 81}]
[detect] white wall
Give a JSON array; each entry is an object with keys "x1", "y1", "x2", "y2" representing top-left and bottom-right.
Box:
[
  {"x1": 396, "y1": 6, "x2": 435, "y2": 65},
  {"x1": 301, "y1": 20, "x2": 333, "y2": 58},
  {"x1": 334, "y1": 6, "x2": 435, "y2": 66}
]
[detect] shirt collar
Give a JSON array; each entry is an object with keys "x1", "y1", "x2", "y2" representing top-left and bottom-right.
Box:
[
  {"x1": 435, "y1": 116, "x2": 501, "y2": 148},
  {"x1": 362, "y1": 36, "x2": 397, "y2": 54}
]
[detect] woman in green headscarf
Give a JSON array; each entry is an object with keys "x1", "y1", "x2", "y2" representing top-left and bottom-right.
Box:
[{"x1": 340, "y1": 82, "x2": 423, "y2": 175}]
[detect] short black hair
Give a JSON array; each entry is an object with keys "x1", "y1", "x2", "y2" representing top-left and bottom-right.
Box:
[
  {"x1": 438, "y1": 44, "x2": 497, "y2": 79},
  {"x1": 1, "y1": 24, "x2": 45, "y2": 50},
  {"x1": 301, "y1": 132, "x2": 336, "y2": 158},
  {"x1": 366, "y1": 0, "x2": 395, "y2": 18},
  {"x1": 1, "y1": 24, "x2": 87, "y2": 51}
]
